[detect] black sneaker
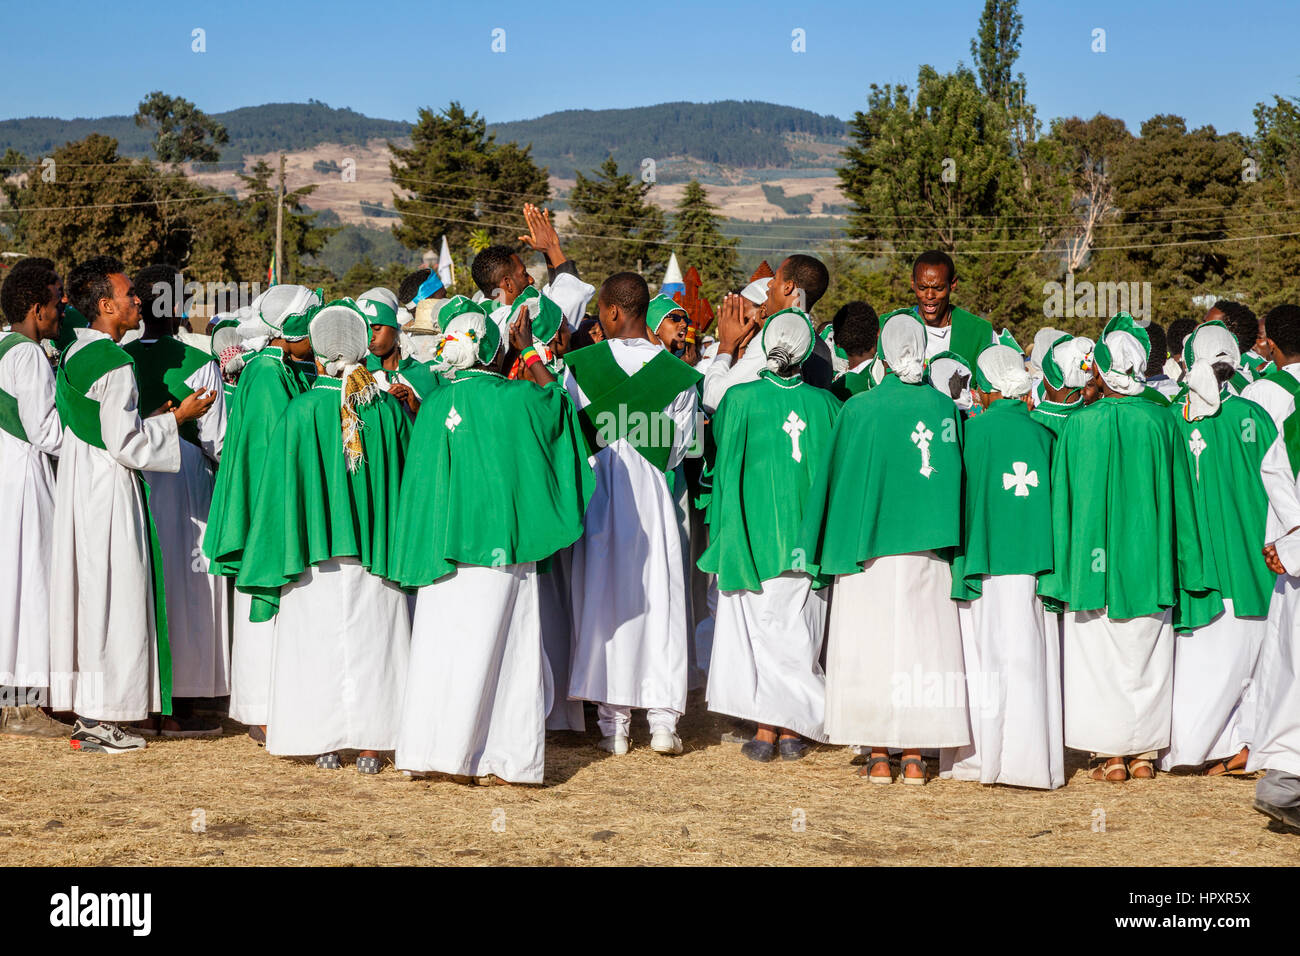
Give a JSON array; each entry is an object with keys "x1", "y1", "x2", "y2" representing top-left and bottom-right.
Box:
[{"x1": 70, "y1": 719, "x2": 147, "y2": 754}]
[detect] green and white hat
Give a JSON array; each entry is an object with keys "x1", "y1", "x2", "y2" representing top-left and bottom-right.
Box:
[
  {"x1": 646, "y1": 294, "x2": 688, "y2": 334},
  {"x1": 1041, "y1": 334, "x2": 1093, "y2": 390},
  {"x1": 508, "y1": 285, "x2": 564, "y2": 345},
  {"x1": 356, "y1": 287, "x2": 401, "y2": 330},
  {"x1": 256, "y1": 284, "x2": 321, "y2": 341},
  {"x1": 435, "y1": 298, "x2": 499, "y2": 369},
  {"x1": 974, "y1": 344, "x2": 1032, "y2": 398},
  {"x1": 1102, "y1": 312, "x2": 1151, "y2": 362}
]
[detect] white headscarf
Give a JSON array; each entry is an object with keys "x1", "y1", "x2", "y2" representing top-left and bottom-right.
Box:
[
  {"x1": 1029, "y1": 327, "x2": 1065, "y2": 375},
  {"x1": 880, "y1": 312, "x2": 926, "y2": 384},
  {"x1": 1044, "y1": 335, "x2": 1094, "y2": 390},
  {"x1": 740, "y1": 277, "x2": 771, "y2": 306},
  {"x1": 1095, "y1": 330, "x2": 1147, "y2": 396},
  {"x1": 929, "y1": 353, "x2": 973, "y2": 409},
  {"x1": 437, "y1": 309, "x2": 495, "y2": 372},
  {"x1": 308, "y1": 302, "x2": 381, "y2": 472},
  {"x1": 1184, "y1": 322, "x2": 1241, "y2": 420},
  {"x1": 759, "y1": 308, "x2": 815, "y2": 373},
  {"x1": 977, "y1": 344, "x2": 1034, "y2": 398}
]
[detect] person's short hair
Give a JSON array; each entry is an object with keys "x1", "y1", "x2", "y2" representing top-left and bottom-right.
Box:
[
  {"x1": 1, "y1": 263, "x2": 59, "y2": 326},
  {"x1": 66, "y1": 255, "x2": 126, "y2": 322},
  {"x1": 8, "y1": 256, "x2": 57, "y2": 277},
  {"x1": 599, "y1": 272, "x2": 650, "y2": 321},
  {"x1": 1265, "y1": 304, "x2": 1300, "y2": 357},
  {"x1": 1213, "y1": 299, "x2": 1258, "y2": 353},
  {"x1": 781, "y1": 254, "x2": 829, "y2": 310},
  {"x1": 912, "y1": 250, "x2": 956, "y2": 283},
  {"x1": 470, "y1": 246, "x2": 517, "y2": 296},
  {"x1": 1144, "y1": 321, "x2": 1168, "y2": 375},
  {"x1": 398, "y1": 268, "x2": 431, "y2": 305},
  {"x1": 135, "y1": 262, "x2": 181, "y2": 323},
  {"x1": 1166, "y1": 317, "x2": 1196, "y2": 356},
  {"x1": 831, "y1": 300, "x2": 879, "y2": 355}
]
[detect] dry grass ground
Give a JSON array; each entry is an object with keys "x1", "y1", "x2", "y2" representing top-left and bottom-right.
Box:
[{"x1": 0, "y1": 699, "x2": 1293, "y2": 867}]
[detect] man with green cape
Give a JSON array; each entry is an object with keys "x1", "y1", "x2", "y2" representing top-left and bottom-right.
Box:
[
  {"x1": 1039, "y1": 325, "x2": 1204, "y2": 782},
  {"x1": 235, "y1": 300, "x2": 411, "y2": 774},
  {"x1": 1160, "y1": 321, "x2": 1277, "y2": 776},
  {"x1": 939, "y1": 345, "x2": 1063, "y2": 790},
  {"x1": 700, "y1": 308, "x2": 841, "y2": 762},
  {"x1": 125, "y1": 264, "x2": 229, "y2": 732},
  {"x1": 392, "y1": 303, "x2": 592, "y2": 785},
  {"x1": 49, "y1": 257, "x2": 214, "y2": 753},
  {"x1": 203, "y1": 283, "x2": 319, "y2": 739},
  {"x1": 358, "y1": 285, "x2": 436, "y2": 408},
  {"x1": 565, "y1": 273, "x2": 702, "y2": 757},
  {"x1": 908, "y1": 250, "x2": 995, "y2": 366},
  {"x1": 799, "y1": 310, "x2": 969, "y2": 785},
  {"x1": 1030, "y1": 333, "x2": 1092, "y2": 436}
]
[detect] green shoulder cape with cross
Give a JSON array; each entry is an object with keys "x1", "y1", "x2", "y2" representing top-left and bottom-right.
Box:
[
  {"x1": 564, "y1": 340, "x2": 702, "y2": 473},
  {"x1": 698, "y1": 371, "x2": 842, "y2": 592},
  {"x1": 390, "y1": 371, "x2": 594, "y2": 587},
  {"x1": 54, "y1": 336, "x2": 174, "y2": 715}
]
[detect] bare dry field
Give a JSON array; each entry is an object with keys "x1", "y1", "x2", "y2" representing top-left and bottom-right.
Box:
[{"x1": 0, "y1": 698, "x2": 1292, "y2": 867}]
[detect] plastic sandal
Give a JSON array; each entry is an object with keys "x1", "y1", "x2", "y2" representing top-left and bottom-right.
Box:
[
  {"x1": 315, "y1": 752, "x2": 341, "y2": 770},
  {"x1": 858, "y1": 755, "x2": 894, "y2": 784},
  {"x1": 900, "y1": 756, "x2": 929, "y2": 786},
  {"x1": 1091, "y1": 758, "x2": 1128, "y2": 782},
  {"x1": 741, "y1": 738, "x2": 778, "y2": 762},
  {"x1": 356, "y1": 755, "x2": 381, "y2": 775},
  {"x1": 1128, "y1": 757, "x2": 1156, "y2": 780}
]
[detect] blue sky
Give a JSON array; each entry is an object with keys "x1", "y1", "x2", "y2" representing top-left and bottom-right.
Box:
[{"x1": 2, "y1": 0, "x2": 1295, "y2": 134}]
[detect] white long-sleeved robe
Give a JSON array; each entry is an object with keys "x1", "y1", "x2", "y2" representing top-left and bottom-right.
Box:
[
  {"x1": 565, "y1": 338, "x2": 698, "y2": 720},
  {"x1": 138, "y1": 345, "x2": 229, "y2": 698},
  {"x1": 48, "y1": 328, "x2": 180, "y2": 721},
  {"x1": 0, "y1": 333, "x2": 63, "y2": 694}
]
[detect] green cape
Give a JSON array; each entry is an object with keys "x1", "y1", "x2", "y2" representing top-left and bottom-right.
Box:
[
  {"x1": 234, "y1": 379, "x2": 412, "y2": 621},
  {"x1": 390, "y1": 371, "x2": 594, "y2": 586},
  {"x1": 698, "y1": 371, "x2": 842, "y2": 591}
]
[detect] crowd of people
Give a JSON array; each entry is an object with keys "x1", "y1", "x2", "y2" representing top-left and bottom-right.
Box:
[{"x1": 0, "y1": 203, "x2": 1297, "y2": 833}]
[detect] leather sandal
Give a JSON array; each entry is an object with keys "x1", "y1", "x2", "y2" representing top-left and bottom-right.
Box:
[
  {"x1": 1091, "y1": 758, "x2": 1128, "y2": 782},
  {"x1": 857, "y1": 755, "x2": 894, "y2": 784}
]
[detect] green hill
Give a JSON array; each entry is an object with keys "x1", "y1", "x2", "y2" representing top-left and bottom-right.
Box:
[{"x1": 0, "y1": 100, "x2": 846, "y2": 178}]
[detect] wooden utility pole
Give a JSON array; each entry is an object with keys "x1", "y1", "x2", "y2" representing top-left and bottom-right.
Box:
[{"x1": 274, "y1": 153, "x2": 285, "y2": 284}]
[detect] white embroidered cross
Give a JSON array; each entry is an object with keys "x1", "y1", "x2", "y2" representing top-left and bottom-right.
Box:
[
  {"x1": 1189, "y1": 428, "x2": 1206, "y2": 481},
  {"x1": 783, "y1": 411, "x2": 806, "y2": 462},
  {"x1": 445, "y1": 406, "x2": 462, "y2": 432},
  {"x1": 1003, "y1": 461, "x2": 1038, "y2": 497},
  {"x1": 911, "y1": 421, "x2": 935, "y2": 477}
]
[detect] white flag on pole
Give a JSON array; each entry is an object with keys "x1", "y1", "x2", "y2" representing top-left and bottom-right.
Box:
[{"x1": 438, "y1": 235, "x2": 454, "y2": 288}]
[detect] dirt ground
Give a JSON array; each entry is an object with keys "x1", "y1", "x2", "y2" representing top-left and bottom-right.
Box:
[{"x1": 0, "y1": 698, "x2": 1294, "y2": 867}]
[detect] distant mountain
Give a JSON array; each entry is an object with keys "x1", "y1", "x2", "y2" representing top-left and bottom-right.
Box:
[
  {"x1": 0, "y1": 101, "x2": 409, "y2": 161},
  {"x1": 0, "y1": 100, "x2": 846, "y2": 180},
  {"x1": 488, "y1": 100, "x2": 847, "y2": 178}
]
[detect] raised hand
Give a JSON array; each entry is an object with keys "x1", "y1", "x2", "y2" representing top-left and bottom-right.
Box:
[{"x1": 518, "y1": 203, "x2": 566, "y2": 267}]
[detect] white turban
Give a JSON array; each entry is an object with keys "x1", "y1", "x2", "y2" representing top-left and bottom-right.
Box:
[
  {"x1": 257, "y1": 284, "x2": 320, "y2": 341},
  {"x1": 1043, "y1": 335, "x2": 1094, "y2": 391},
  {"x1": 1029, "y1": 327, "x2": 1065, "y2": 375},
  {"x1": 880, "y1": 312, "x2": 926, "y2": 384},
  {"x1": 929, "y1": 352, "x2": 973, "y2": 408},
  {"x1": 437, "y1": 309, "x2": 494, "y2": 372},
  {"x1": 357, "y1": 286, "x2": 399, "y2": 312},
  {"x1": 759, "y1": 308, "x2": 815, "y2": 372},
  {"x1": 740, "y1": 277, "x2": 771, "y2": 306},
  {"x1": 308, "y1": 302, "x2": 370, "y2": 377},
  {"x1": 1184, "y1": 321, "x2": 1241, "y2": 420},
  {"x1": 976, "y1": 344, "x2": 1033, "y2": 399},
  {"x1": 1095, "y1": 330, "x2": 1147, "y2": 396}
]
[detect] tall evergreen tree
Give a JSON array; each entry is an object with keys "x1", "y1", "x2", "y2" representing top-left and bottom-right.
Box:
[
  {"x1": 671, "y1": 180, "x2": 739, "y2": 302},
  {"x1": 565, "y1": 156, "x2": 667, "y2": 286},
  {"x1": 134, "y1": 91, "x2": 230, "y2": 165},
  {"x1": 389, "y1": 102, "x2": 549, "y2": 254},
  {"x1": 237, "y1": 159, "x2": 336, "y2": 285}
]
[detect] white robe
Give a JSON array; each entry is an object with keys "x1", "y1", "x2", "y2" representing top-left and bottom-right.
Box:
[
  {"x1": 0, "y1": 333, "x2": 62, "y2": 693},
  {"x1": 139, "y1": 349, "x2": 229, "y2": 698},
  {"x1": 824, "y1": 551, "x2": 970, "y2": 749},
  {"x1": 537, "y1": 546, "x2": 584, "y2": 731},
  {"x1": 396, "y1": 563, "x2": 547, "y2": 784},
  {"x1": 265, "y1": 557, "x2": 410, "y2": 756},
  {"x1": 940, "y1": 575, "x2": 1065, "y2": 790},
  {"x1": 49, "y1": 328, "x2": 181, "y2": 721},
  {"x1": 1248, "y1": 575, "x2": 1300, "y2": 776},
  {"x1": 1160, "y1": 601, "x2": 1265, "y2": 770},
  {"x1": 1063, "y1": 608, "x2": 1173, "y2": 756},
  {"x1": 565, "y1": 338, "x2": 698, "y2": 716},
  {"x1": 229, "y1": 590, "x2": 274, "y2": 725},
  {"x1": 707, "y1": 573, "x2": 828, "y2": 741}
]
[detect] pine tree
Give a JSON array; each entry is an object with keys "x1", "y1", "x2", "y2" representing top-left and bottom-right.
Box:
[
  {"x1": 565, "y1": 156, "x2": 667, "y2": 287},
  {"x1": 389, "y1": 102, "x2": 549, "y2": 254},
  {"x1": 671, "y1": 180, "x2": 739, "y2": 303},
  {"x1": 134, "y1": 91, "x2": 229, "y2": 165},
  {"x1": 237, "y1": 159, "x2": 336, "y2": 285}
]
